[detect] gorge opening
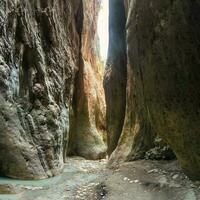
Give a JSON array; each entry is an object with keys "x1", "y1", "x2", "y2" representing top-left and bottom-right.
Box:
[{"x1": 97, "y1": 0, "x2": 109, "y2": 63}]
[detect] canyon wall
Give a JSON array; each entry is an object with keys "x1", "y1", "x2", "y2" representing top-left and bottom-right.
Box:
[
  {"x1": 68, "y1": 1, "x2": 106, "y2": 160},
  {"x1": 1, "y1": 0, "x2": 200, "y2": 182},
  {"x1": 104, "y1": 0, "x2": 127, "y2": 156},
  {"x1": 106, "y1": 0, "x2": 200, "y2": 180},
  {"x1": 106, "y1": 0, "x2": 157, "y2": 167},
  {"x1": 0, "y1": 0, "x2": 105, "y2": 179},
  {"x1": 127, "y1": 0, "x2": 200, "y2": 180}
]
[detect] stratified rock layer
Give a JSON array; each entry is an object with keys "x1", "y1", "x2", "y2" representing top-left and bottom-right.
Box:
[{"x1": 0, "y1": 0, "x2": 106, "y2": 179}]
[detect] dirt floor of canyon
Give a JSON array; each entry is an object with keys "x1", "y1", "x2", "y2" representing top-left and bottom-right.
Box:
[{"x1": 0, "y1": 157, "x2": 200, "y2": 200}]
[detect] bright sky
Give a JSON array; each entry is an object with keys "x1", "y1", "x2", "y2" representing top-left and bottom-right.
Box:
[{"x1": 97, "y1": 0, "x2": 109, "y2": 62}]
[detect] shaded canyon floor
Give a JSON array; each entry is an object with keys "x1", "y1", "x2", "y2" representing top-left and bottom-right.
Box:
[{"x1": 0, "y1": 158, "x2": 200, "y2": 200}]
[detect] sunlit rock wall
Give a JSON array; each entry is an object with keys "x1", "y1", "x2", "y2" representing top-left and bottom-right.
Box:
[{"x1": 68, "y1": 0, "x2": 107, "y2": 160}]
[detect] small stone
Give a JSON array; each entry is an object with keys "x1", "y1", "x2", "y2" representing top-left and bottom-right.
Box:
[
  {"x1": 148, "y1": 169, "x2": 159, "y2": 174},
  {"x1": 172, "y1": 174, "x2": 179, "y2": 179}
]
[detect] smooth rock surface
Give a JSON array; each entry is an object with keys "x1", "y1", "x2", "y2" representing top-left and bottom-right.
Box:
[
  {"x1": 105, "y1": 0, "x2": 200, "y2": 180},
  {"x1": 126, "y1": 0, "x2": 200, "y2": 180},
  {"x1": 68, "y1": 1, "x2": 107, "y2": 160}
]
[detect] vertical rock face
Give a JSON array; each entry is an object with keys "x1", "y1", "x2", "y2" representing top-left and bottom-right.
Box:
[
  {"x1": 126, "y1": 0, "x2": 200, "y2": 180},
  {"x1": 104, "y1": 0, "x2": 127, "y2": 156},
  {"x1": 106, "y1": 0, "x2": 156, "y2": 167},
  {"x1": 0, "y1": 0, "x2": 81, "y2": 179},
  {"x1": 68, "y1": 1, "x2": 107, "y2": 160},
  {"x1": 0, "y1": 0, "x2": 105, "y2": 179},
  {"x1": 106, "y1": 0, "x2": 200, "y2": 180}
]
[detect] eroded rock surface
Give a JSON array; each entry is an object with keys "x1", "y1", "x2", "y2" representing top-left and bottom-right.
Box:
[
  {"x1": 0, "y1": 0, "x2": 106, "y2": 179},
  {"x1": 68, "y1": 1, "x2": 107, "y2": 160}
]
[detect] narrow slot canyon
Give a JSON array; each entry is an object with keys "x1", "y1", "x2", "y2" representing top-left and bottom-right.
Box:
[{"x1": 0, "y1": 0, "x2": 200, "y2": 200}]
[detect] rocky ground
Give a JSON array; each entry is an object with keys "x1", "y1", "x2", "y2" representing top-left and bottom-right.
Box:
[
  {"x1": 0, "y1": 158, "x2": 200, "y2": 200},
  {"x1": 101, "y1": 160, "x2": 200, "y2": 200}
]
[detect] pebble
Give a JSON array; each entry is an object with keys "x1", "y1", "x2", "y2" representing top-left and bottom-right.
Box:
[
  {"x1": 148, "y1": 169, "x2": 159, "y2": 174},
  {"x1": 23, "y1": 186, "x2": 43, "y2": 190},
  {"x1": 130, "y1": 181, "x2": 134, "y2": 183},
  {"x1": 172, "y1": 174, "x2": 179, "y2": 179}
]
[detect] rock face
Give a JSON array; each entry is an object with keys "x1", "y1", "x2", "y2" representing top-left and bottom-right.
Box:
[
  {"x1": 105, "y1": 0, "x2": 157, "y2": 167},
  {"x1": 105, "y1": 0, "x2": 200, "y2": 180},
  {"x1": 68, "y1": 1, "x2": 107, "y2": 160},
  {"x1": 0, "y1": 0, "x2": 106, "y2": 179},
  {"x1": 1, "y1": 0, "x2": 199, "y2": 182},
  {"x1": 104, "y1": 0, "x2": 127, "y2": 156},
  {"x1": 126, "y1": 0, "x2": 200, "y2": 180}
]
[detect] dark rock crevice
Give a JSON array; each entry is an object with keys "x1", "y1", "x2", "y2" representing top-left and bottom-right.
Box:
[{"x1": 104, "y1": 0, "x2": 127, "y2": 156}]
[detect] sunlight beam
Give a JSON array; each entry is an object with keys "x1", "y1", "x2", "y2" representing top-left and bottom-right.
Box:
[{"x1": 97, "y1": 0, "x2": 109, "y2": 62}]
